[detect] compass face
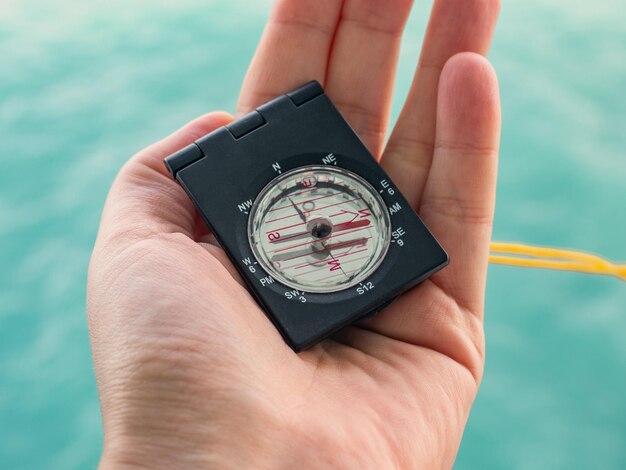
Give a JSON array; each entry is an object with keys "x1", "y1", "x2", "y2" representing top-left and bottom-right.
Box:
[{"x1": 248, "y1": 165, "x2": 392, "y2": 293}]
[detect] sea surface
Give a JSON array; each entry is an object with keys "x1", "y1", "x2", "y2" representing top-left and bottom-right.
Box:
[{"x1": 1, "y1": 0, "x2": 625, "y2": 468}]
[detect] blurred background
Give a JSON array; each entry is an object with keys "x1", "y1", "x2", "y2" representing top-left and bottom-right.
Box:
[{"x1": 1, "y1": 0, "x2": 625, "y2": 468}]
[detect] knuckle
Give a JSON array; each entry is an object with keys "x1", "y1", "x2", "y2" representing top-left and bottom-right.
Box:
[
  {"x1": 386, "y1": 135, "x2": 435, "y2": 165},
  {"x1": 269, "y1": 0, "x2": 338, "y2": 36},
  {"x1": 332, "y1": 98, "x2": 388, "y2": 150},
  {"x1": 421, "y1": 194, "x2": 494, "y2": 227},
  {"x1": 436, "y1": 139, "x2": 499, "y2": 158},
  {"x1": 344, "y1": 0, "x2": 414, "y2": 35}
]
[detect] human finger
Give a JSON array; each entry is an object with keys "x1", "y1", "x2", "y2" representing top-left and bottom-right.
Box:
[
  {"x1": 381, "y1": 0, "x2": 500, "y2": 207},
  {"x1": 323, "y1": 0, "x2": 413, "y2": 156},
  {"x1": 364, "y1": 53, "x2": 500, "y2": 378},
  {"x1": 237, "y1": 0, "x2": 343, "y2": 115},
  {"x1": 98, "y1": 112, "x2": 233, "y2": 244}
]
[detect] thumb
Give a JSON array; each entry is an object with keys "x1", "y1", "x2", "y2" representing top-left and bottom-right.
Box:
[{"x1": 97, "y1": 111, "x2": 234, "y2": 247}]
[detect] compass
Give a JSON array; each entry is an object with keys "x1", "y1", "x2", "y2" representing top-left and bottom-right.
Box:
[
  {"x1": 248, "y1": 165, "x2": 391, "y2": 294},
  {"x1": 164, "y1": 81, "x2": 448, "y2": 351}
]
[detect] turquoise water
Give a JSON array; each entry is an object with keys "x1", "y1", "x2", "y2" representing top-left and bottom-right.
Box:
[{"x1": 1, "y1": 0, "x2": 624, "y2": 468}]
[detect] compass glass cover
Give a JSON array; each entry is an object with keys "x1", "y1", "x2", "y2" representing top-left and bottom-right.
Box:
[{"x1": 248, "y1": 165, "x2": 391, "y2": 293}]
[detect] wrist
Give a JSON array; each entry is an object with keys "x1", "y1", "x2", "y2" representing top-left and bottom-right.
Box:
[{"x1": 99, "y1": 398, "x2": 290, "y2": 469}]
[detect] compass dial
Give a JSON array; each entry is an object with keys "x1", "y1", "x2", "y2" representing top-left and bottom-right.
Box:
[{"x1": 248, "y1": 165, "x2": 391, "y2": 293}]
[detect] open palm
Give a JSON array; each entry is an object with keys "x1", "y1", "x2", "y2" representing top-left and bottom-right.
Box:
[{"x1": 88, "y1": 1, "x2": 501, "y2": 468}]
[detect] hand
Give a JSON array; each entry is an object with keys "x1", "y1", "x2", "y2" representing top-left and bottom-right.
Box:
[{"x1": 88, "y1": 0, "x2": 501, "y2": 468}]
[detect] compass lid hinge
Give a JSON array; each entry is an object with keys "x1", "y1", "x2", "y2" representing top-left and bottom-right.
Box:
[
  {"x1": 287, "y1": 80, "x2": 324, "y2": 107},
  {"x1": 163, "y1": 142, "x2": 204, "y2": 178},
  {"x1": 227, "y1": 110, "x2": 267, "y2": 139}
]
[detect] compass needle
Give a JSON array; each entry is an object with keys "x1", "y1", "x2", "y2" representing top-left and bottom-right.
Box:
[
  {"x1": 322, "y1": 241, "x2": 349, "y2": 277},
  {"x1": 288, "y1": 196, "x2": 307, "y2": 223},
  {"x1": 269, "y1": 219, "x2": 371, "y2": 244}
]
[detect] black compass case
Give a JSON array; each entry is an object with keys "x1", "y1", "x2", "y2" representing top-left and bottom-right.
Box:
[{"x1": 164, "y1": 81, "x2": 448, "y2": 351}]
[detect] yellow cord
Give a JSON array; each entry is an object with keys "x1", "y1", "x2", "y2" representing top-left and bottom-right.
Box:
[{"x1": 489, "y1": 242, "x2": 626, "y2": 282}]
